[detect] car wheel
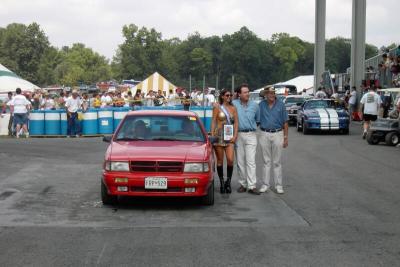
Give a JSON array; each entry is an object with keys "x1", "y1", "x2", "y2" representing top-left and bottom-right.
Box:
[
  {"x1": 201, "y1": 180, "x2": 214, "y2": 206},
  {"x1": 366, "y1": 131, "x2": 380, "y2": 145},
  {"x1": 302, "y1": 121, "x2": 310, "y2": 135},
  {"x1": 101, "y1": 180, "x2": 118, "y2": 205},
  {"x1": 385, "y1": 132, "x2": 400, "y2": 146}
]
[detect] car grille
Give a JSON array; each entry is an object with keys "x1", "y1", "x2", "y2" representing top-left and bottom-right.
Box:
[{"x1": 130, "y1": 161, "x2": 183, "y2": 173}]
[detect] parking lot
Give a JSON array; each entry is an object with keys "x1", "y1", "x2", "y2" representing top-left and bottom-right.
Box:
[{"x1": 0, "y1": 123, "x2": 399, "y2": 266}]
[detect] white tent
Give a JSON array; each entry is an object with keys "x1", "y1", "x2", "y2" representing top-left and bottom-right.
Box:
[
  {"x1": 131, "y1": 72, "x2": 176, "y2": 96},
  {"x1": 255, "y1": 75, "x2": 314, "y2": 94},
  {"x1": 0, "y1": 64, "x2": 40, "y2": 93},
  {"x1": 275, "y1": 75, "x2": 314, "y2": 94}
]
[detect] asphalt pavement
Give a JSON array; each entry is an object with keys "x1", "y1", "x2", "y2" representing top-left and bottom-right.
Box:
[{"x1": 0, "y1": 123, "x2": 399, "y2": 266}]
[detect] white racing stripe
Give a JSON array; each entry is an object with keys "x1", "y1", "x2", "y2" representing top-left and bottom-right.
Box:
[
  {"x1": 325, "y1": 108, "x2": 339, "y2": 129},
  {"x1": 315, "y1": 108, "x2": 330, "y2": 129}
]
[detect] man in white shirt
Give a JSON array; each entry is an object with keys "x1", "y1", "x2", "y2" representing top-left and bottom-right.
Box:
[
  {"x1": 348, "y1": 86, "x2": 357, "y2": 120},
  {"x1": 360, "y1": 87, "x2": 382, "y2": 139},
  {"x1": 9, "y1": 88, "x2": 31, "y2": 138},
  {"x1": 65, "y1": 90, "x2": 82, "y2": 137},
  {"x1": 315, "y1": 87, "x2": 327, "y2": 99}
]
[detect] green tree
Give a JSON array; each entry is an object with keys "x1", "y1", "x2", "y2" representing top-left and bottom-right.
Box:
[{"x1": 0, "y1": 22, "x2": 50, "y2": 84}]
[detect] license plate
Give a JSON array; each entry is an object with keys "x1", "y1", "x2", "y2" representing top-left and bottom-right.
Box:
[{"x1": 145, "y1": 177, "x2": 167, "y2": 189}]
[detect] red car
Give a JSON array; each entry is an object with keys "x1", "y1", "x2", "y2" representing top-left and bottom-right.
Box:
[{"x1": 101, "y1": 110, "x2": 215, "y2": 205}]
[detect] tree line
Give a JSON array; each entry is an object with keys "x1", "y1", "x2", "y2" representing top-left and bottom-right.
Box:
[{"x1": 0, "y1": 22, "x2": 382, "y2": 90}]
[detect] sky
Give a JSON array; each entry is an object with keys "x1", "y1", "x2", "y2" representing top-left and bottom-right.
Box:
[{"x1": 0, "y1": 0, "x2": 397, "y2": 60}]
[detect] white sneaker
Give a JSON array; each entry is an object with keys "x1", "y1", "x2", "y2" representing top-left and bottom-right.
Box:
[
  {"x1": 25, "y1": 132, "x2": 29, "y2": 138},
  {"x1": 259, "y1": 185, "x2": 269, "y2": 193},
  {"x1": 276, "y1": 186, "x2": 284, "y2": 194}
]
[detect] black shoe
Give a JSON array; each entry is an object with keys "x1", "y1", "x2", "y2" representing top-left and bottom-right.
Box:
[
  {"x1": 224, "y1": 180, "x2": 232, "y2": 194},
  {"x1": 362, "y1": 131, "x2": 367, "y2": 139},
  {"x1": 248, "y1": 188, "x2": 261, "y2": 195},
  {"x1": 237, "y1": 186, "x2": 247, "y2": 193},
  {"x1": 220, "y1": 185, "x2": 226, "y2": 194}
]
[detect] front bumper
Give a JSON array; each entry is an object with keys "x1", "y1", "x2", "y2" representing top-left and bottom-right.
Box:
[
  {"x1": 304, "y1": 119, "x2": 349, "y2": 130},
  {"x1": 102, "y1": 171, "x2": 213, "y2": 197}
]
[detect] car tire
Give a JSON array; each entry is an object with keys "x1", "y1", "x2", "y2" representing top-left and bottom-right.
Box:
[
  {"x1": 366, "y1": 131, "x2": 380, "y2": 145},
  {"x1": 296, "y1": 121, "x2": 302, "y2": 132},
  {"x1": 302, "y1": 121, "x2": 310, "y2": 135},
  {"x1": 101, "y1": 180, "x2": 118, "y2": 205},
  {"x1": 385, "y1": 132, "x2": 399, "y2": 146},
  {"x1": 201, "y1": 180, "x2": 214, "y2": 206}
]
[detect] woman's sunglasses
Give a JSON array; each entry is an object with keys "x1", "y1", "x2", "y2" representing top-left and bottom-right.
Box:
[{"x1": 224, "y1": 94, "x2": 232, "y2": 97}]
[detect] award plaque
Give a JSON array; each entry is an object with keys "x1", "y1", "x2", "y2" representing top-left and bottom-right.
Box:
[{"x1": 223, "y1": 125, "x2": 234, "y2": 141}]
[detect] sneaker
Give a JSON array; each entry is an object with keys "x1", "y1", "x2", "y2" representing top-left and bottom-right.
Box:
[
  {"x1": 362, "y1": 131, "x2": 367, "y2": 139},
  {"x1": 276, "y1": 186, "x2": 284, "y2": 194},
  {"x1": 16, "y1": 134, "x2": 20, "y2": 139},
  {"x1": 259, "y1": 185, "x2": 269, "y2": 193},
  {"x1": 25, "y1": 132, "x2": 29, "y2": 138}
]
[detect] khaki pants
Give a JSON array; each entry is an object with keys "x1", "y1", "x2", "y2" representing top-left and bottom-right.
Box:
[
  {"x1": 235, "y1": 132, "x2": 257, "y2": 189},
  {"x1": 259, "y1": 131, "x2": 284, "y2": 188}
]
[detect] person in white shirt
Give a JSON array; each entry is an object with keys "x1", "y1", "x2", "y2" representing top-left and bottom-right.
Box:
[
  {"x1": 65, "y1": 90, "x2": 82, "y2": 137},
  {"x1": 145, "y1": 90, "x2": 155, "y2": 106},
  {"x1": 40, "y1": 93, "x2": 55, "y2": 110},
  {"x1": 1, "y1": 92, "x2": 13, "y2": 136},
  {"x1": 360, "y1": 87, "x2": 382, "y2": 139},
  {"x1": 315, "y1": 87, "x2": 327, "y2": 99},
  {"x1": 348, "y1": 87, "x2": 357, "y2": 120},
  {"x1": 9, "y1": 88, "x2": 31, "y2": 138},
  {"x1": 168, "y1": 89, "x2": 179, "y2": 106}
]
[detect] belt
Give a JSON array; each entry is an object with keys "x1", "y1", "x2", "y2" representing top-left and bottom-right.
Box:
[
  {"x1": 260, "y1": 128, "x2": 282, "y2": 133},
  {"x1": 238, "y1": 129, "x2": 256, "y2": 132}
]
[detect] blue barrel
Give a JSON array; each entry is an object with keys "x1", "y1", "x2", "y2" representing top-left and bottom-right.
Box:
[
  {"x1": 203, "y1": 107, "x2": 213, "y2": 133},
  {"x1": 60, "y1": 110, "x2": 68, "y2": 135},
  {"x1": 113, "y1": 107, "x2": 130, "y2": 131},
  {"x1": 82, "y1": 108, "x2": 98, "y2": 135},
  {"x1": 29, "y1": 110, "x2": 45, "y2": 135},
  {"x1": 44, "y1": 110, "x2": 61, "y2": 135},
  {"x1": 98, "y1": 108, "x2": 114, "y2": 134}
]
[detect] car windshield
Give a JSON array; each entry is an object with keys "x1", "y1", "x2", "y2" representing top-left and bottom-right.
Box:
[
  {"x1": 285, "y1": 97, "x2": 305, "y2": 104},
  {"x1": 304, "y1": 100, "x2": 335, "y2": 109},
  {"x1": 115, "y1": 115, "x2": 206, "y2": 142}
]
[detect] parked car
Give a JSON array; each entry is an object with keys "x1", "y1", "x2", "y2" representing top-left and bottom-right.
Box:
[
  {"x1": 366, "y1": 118, "x2": 400, "y2": 146},
  {"x1": 101, "y1": 110, "x2": 215, "y2": 205},
  {"x1": 296, "y1": 99, "x2": 350, "y2": 134},
  {"x1": 283, "y1": 95, "x2": 311, "y2": 124}
]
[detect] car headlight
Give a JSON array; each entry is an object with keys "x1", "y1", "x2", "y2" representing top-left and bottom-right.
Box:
[
  {"x1": 104, "y1": 161, "x2": 130, "y2": 172},
  {"x1": 184, "y1": 163, "x2": 209, "y2": 173}
]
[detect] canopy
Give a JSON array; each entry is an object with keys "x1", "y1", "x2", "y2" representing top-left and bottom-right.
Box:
[
  {"x1": 131, "y1": 72, "x2": 176, "y2": 96},
  {"x1": 0, "y1": 64, "x2": 39, "y2": 93}
]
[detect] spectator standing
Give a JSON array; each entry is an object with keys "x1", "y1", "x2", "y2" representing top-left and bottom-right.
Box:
[
  {"x1": 315, "y1": 87, "x2": 327, "y2": 99},
  {"x1": 154, "y1": 91, "x2": 166, "y2": 106},
  {"x1": 258, "y1": 86, "x2": 289, "y2": 194},
  {"x1": 41, "y1": 93, "x2": 55, "y2": 110},
  {"x1": 232, "y1": 84, "x2": 260, "y2": 194},
  {"x1": 133, "y1": 90, "x2": 143, "y2": 106},
  {"x1": 145, "y1": 90, "x2": 155, "y2": 107},
  {"x1": 360, "y1": 87, "x2": 382, "y2": 139},
  {"x1": 9, "y1": 88, "x2": 31, "y2": 138},
  {"x1": 65, "y1": 90, "x2": 82, "y2": 137},
  {"x1": 348, "y1": 86, "x2": 357, "y2": 120},
  {"x1": 1, "y1": 92, "x2": 14, "y2": 136}
]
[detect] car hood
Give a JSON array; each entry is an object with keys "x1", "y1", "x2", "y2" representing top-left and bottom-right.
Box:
[
  {"x1": 108, "y1": 141, "x2": 208, "y2": 162},
  {"x1": 304, "y1": 108, "x2": 348, "y2": 118}
]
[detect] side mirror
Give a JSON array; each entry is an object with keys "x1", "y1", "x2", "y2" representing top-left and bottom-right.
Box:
[{"x1": 103, "y1": 135, "x2": 112, "y2": 143}]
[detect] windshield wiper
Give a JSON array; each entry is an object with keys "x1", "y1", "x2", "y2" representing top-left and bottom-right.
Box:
[
  {"x1": 115, "y1": 137, "x2": 145, "y2": 141},
  {"x1": 151, "y1": 137, "x2": 179, "y2": 141}
]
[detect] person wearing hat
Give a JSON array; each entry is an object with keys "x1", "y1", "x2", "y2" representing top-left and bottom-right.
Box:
[
  {"x1": 258, "y1": 86, "x2": 289, "y2": 194},
  {"x1": 65, "y1": 90, "x2": 82, "y2": 137},
  {"x1": 40, "y1": 92, "x2": 55, "y2": 110}
]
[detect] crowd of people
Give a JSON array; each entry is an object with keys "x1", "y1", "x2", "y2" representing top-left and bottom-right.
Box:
[{"x1": 366, "y1": 47, "x2": 400, "y2": 89}]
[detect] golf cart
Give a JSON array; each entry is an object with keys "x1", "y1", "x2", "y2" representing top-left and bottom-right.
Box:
[{"x1": 366, "y1": 118, "x2": 400, "y2": 146}]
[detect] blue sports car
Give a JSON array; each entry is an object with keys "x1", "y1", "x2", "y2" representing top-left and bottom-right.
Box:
[{"x1": 296, "y1": 99, "x2": 350, "y2": 134}]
